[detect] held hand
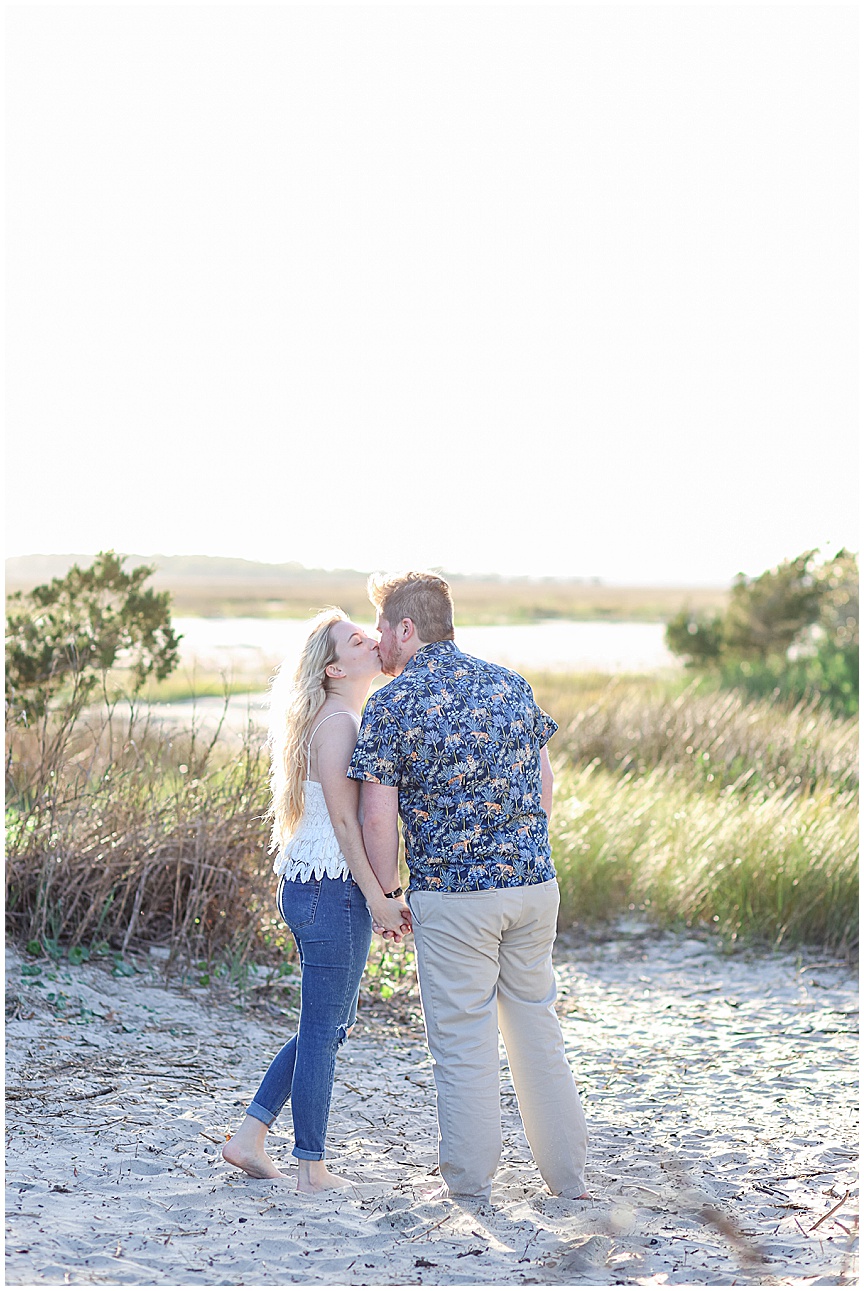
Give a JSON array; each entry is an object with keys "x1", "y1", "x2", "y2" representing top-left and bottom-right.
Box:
[
  {"x1": 375, "y1": 921, "x2": 413, "y2": 944},
  {"x1": 380, "y1": 926, "x2": 412, "y2": 943},
  {"x1": 390, "y1": 913, "x2": 413, "y2": 943},
  {"x1": 370, "y1": 897, "x2": 412, "y2": 940}
]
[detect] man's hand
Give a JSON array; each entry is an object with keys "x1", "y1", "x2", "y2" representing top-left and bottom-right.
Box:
[{"x1": 370, "y1": 896, "x2": 412, "y2": 942}]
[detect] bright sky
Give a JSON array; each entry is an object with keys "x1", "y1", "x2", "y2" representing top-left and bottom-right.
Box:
[{"x1": 6, "y1": 4, "x2": 858, "y2": 585}]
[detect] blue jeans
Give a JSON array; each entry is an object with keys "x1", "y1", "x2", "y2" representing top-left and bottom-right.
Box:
[{"x1": 246, "y1": 875, "x2": 372, "y2": 1161}]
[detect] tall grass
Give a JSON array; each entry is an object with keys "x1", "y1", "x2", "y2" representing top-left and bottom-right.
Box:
[
  {"x1": 528, "y1": 671, "x2": 858, "y2": 794},
  {"x1": 5, "y1": 674, "x2": 857, "y2": 961},
  {"x1": 531, "y1": 674, "x2": 858, "y2": 952},
  {"x1": 550, "y1": 762, "x2": 857, "y2": 951},
  {"x1": 5, "y1": 703, "x2": 279, "y2": 965}
]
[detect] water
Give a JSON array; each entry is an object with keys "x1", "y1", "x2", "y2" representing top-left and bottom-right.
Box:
[{"x1": 172, "y1": 616, "x2": 677, "y2": 676}]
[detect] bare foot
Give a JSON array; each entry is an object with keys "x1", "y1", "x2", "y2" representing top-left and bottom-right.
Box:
[
  {"x1": 222, "y1": 1138, "x2": 286, "y2": 1179},
  {"x1": 296, "y1": 1164, "x2": 355, "y2": 1194}
]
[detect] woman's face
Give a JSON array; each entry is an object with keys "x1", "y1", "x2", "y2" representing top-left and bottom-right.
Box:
[{"x1": 329, "y1": 619, "x2": 382, "y2": 681}]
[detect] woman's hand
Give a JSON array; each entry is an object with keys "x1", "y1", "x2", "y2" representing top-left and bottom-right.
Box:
[{"x1": 370, "y1": 896, "x2": 412, "y2": 942}]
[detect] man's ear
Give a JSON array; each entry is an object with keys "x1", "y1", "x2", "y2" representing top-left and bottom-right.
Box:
[{"x1": 399, "y1": 618, "x2": 416, "y2": 642}]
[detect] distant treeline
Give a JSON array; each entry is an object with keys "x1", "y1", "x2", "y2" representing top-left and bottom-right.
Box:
[{"x1": 6, "y1": 554, "x2": 726, "y2": 624}]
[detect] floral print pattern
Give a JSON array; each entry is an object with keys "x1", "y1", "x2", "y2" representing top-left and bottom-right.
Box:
[{"x1": 347, "y1": 640, "x2": 558, "y2": 893}]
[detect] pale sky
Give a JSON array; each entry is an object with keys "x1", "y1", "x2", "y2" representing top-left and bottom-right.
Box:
[{"x1": 6, "y1": 4, "x2": 858, "y2": 585}]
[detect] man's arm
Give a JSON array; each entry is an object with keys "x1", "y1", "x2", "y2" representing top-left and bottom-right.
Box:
[
  {"x1": 359, "y1": 781, "x2": 401, "y2": 895},
  {"x1": 315, "y1": 721, "x2": 410, "y2": 939},
  {"x1": 540, "y1": 745, "x2": 554, "y2": 821}
]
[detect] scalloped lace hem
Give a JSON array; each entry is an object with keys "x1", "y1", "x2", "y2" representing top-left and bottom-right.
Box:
[
  {"x1": 276, "y1": 856, "x2": 351, "y2": 882},
  {"x1": 273, "y1": 837, "x2": 350, "y2": 883}
]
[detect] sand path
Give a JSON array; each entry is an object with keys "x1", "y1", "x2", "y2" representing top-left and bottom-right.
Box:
[{"x1": 5, "y1": 925, "x2": 858, "y2": 1285}]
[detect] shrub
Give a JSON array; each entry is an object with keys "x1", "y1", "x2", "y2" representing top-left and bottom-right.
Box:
[
  {"x1": 665, "y1": 549, "x2": 858, "y2": 715},
  {"x1": 6, "y1": 551, "x2": 181, "y2": 725}
]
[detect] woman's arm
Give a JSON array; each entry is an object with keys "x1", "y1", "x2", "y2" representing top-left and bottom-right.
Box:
[{"x1": 315, "y1": 716, "x2": 411, "y2": 938}]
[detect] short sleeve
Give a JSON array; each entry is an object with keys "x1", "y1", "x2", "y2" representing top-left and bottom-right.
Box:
[
  {"x1": 534, "y1": 704, "x2": 558, "y2": 748},
  {"x1": 347, "y1": 697, "x2": 404, "y2": 787},
  {"x1": 515, "y1": 673, "x2": 558, "y2": 748}
]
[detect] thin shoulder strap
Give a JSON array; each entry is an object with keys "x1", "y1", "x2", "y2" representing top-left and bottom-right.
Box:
[{"x1": 306, "y1": 710, "x2": 358, "y2": 776}]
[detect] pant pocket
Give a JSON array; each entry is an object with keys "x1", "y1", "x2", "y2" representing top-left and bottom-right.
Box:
[{"x1": 279, "y1": 877, "x2": 322, "y2": 929}]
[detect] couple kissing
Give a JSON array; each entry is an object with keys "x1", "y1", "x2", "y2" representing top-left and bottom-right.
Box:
[{"x1": 223, "y1": 570, "x2": 588, "y2": 1204}]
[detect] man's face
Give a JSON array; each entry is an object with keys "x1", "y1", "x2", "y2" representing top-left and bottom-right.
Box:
[{"x1": 375, "y1": 613, "x2": 402, "y2": 676}]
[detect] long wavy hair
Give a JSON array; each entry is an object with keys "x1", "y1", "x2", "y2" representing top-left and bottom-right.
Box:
[{"x1": 268, "y1": 607, "x2": 347, "y2": 852}]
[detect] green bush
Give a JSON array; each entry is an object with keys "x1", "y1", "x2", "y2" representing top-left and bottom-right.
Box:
[
  {"x1": 666, "y1": 549, "x2": 858, "y2": 715},
  {"x1": 6, "y1": 550, "x2": 181, "y2": 725},
  {"x1": 721, "y1": 640, "x2": 859, "y2": 717}
]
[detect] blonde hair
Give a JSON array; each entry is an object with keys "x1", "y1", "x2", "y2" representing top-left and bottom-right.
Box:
[
  {"x1": 268, "y1": 607, "x2": 347, "y2": 851},
  {"x1": 367, "y1": 570, "x2": 454, "y2": 643}
]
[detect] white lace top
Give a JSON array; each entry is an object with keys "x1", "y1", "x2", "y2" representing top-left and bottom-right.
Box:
[{"x1": 273, "y1": 712, "x2": 357, "y2": 884}]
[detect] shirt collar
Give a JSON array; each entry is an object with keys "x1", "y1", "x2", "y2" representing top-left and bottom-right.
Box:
[{"x1": 403, "y1": 639, "x2": 459, "y2": 673}]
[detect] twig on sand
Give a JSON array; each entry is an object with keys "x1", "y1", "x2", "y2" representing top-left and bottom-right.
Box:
[
  {"x1": 775, "y1": 1171, "x2": 836, "y2": 1181},
  {"x1": 404, "y1": 1215, "x2": 451, "y2": 1243},
  {"x1": 810, "y1": 1191, "x2": 850, "y2": 1232}
]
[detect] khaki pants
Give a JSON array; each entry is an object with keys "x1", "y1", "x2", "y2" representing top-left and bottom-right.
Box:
[{"x1": 409, "y1": 879, "x2": 588, "y2": 1201}]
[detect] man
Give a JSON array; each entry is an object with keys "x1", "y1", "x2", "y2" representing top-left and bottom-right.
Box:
[{"x1": 347, "y1": 570, "x2": 588, "y2": 1204}]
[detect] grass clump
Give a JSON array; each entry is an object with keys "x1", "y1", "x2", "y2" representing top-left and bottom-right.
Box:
[
  {"x1": 550, "y1": 762, "x2": 858, "y2": 952},
  {"x1": 537, "y1": 674, "x2": 858, "y2": 953},
  {"x1": 529, "y1": 672, "x2": 858, "y2": 795},
  {"x1": 6, "y1": 703, "x2": 279, "y2": 967}
]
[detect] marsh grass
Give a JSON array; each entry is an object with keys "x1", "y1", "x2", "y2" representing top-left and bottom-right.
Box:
[
  {"x1": 550, "y1": 762, "x2": 857, "y2": 952},
  {"x1": 67, "y1": 578, "x2": 731, "y2": 624},
  {"x1": 5, "y1": 673, "x2": 857, "y2": 967},
  {"x1": 5, "y1": 702, "x2": 278, "y2": 965},
  {"x1": 528, "y1": 671, "x2": 858, "y2": 795},
  {"x1": 141, "y1": 669, "x2": 256, "y2": 703},
  {"x1": 7, "y1": 562, "x2": 728, "y2": 623},
  {"x1": 533, "y1": 674, "x2": 858, "y2": 952}
]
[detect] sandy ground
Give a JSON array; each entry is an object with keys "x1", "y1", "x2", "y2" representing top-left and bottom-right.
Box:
[{"x1": 5, "y1": 924, "x2": 858, "y2": 1287}]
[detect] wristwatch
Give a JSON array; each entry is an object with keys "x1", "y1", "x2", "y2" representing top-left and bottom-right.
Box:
[{"x1": 384, "y1": 887, "x2": 404, "y2": 899}]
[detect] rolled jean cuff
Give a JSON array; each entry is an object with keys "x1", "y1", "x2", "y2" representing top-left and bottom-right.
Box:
[
  {"x1": 246, "y1": 1100, "x2": 278, "y2": 1128},
  {"x1": 293, "y1": 1147, "x2": 326, "y2": 1162}
]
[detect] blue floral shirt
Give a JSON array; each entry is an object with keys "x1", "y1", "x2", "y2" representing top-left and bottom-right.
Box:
[{"x1": 347, "y1": 640, "x2": 558, "y2": 893}]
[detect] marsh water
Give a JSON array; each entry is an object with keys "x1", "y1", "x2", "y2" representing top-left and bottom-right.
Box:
[{"x1": 173, "y1": 616, "x2": 677, "y2": 676}]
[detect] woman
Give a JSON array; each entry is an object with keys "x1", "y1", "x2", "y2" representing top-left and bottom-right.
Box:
[{"x1": 223, "y1": 609, "x2": 411, "y2": 1192}]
